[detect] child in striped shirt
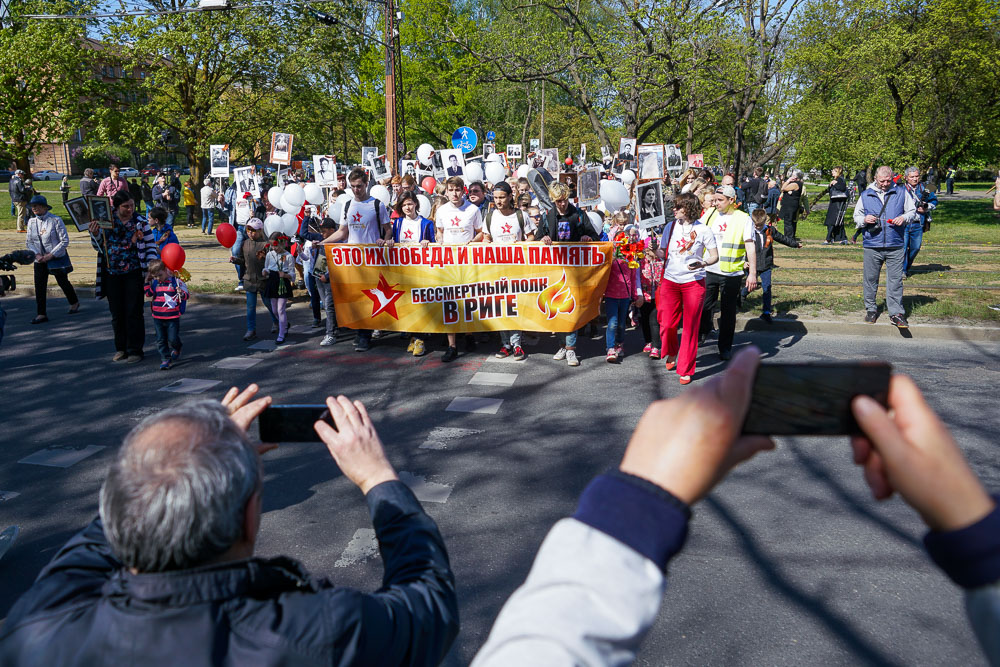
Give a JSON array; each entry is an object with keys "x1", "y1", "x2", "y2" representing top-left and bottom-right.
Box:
[{"x1": 144, "y1": 259, "x2": 189, "y2": 370}]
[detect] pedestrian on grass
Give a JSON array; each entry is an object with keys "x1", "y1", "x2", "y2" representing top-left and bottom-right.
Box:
[
  {"x1": 26, "y1": 194, "x2": 79, "y2": 324},
  {"x1": 230, "y1": 218, "x2": 279, "y2": 340},
  {"x1": 80, "y1": 168, "x2": 99, "y2": 198},
  {"x1": 200, "y1": 177, "x2": 217, "y2": 235},
  {"x1": 823, "y1": 166, "x2": 850, "y2": 244},
  {"x1": 742, "y1": 208, "x2": 801, "y2": 324},
  {"x1": 59, "y1": 176, "x2": 71, "y2": 207},
  {"x1": 902, "y1": 166, "x2": 937, "y2": 277},
  {"x1": 147, "y1": 206, "x2": 179, "y2": 253},
  {"x1": 140, "y1": 176, "x2": 153, "y2": 213},
  {"x1": 778, "y1": 169, "x2": 805, "y2": 239},
  {"x1": 182, "y1": 178, "x2": 198, "y2": 228},
  {"x1": 8, "y1": 169, "x2": 28, "y2": 233},
  {"x1": 144, "y1": 259, "x2": 188, "y2": 371},
  {"x1": 96, "y1": 165, "x2": 130, "y2": 199}
]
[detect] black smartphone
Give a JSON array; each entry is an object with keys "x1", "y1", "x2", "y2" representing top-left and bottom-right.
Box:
[
  {"x1": 742, "y1": 362, "x2": 891, "y2": 436},
  {"x1": 259, "y1": 405, "x2": 335, "y2": 442}
]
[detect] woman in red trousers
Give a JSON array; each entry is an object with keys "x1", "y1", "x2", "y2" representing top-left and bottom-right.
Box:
[{"x1": 655, "y1": 192, "x2": 719, "y2": 384}]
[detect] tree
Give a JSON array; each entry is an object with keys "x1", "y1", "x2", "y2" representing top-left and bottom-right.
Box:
[{"x1": 0, "y1": 0, "x2": 98, "y2": 173}]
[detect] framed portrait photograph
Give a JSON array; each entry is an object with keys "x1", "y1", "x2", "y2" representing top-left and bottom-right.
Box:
[
  {"x1": 277, "y1": 167, "x2": 290, "y2": 187},
  {"x1": 506, "y1": 144, "x2": 522, "y2": 159},
  {"x1": 612, "y1": 156, "x2": 631, "y2": 176},
  {"x1": 577, "y1": 169, "x2": 600, "y2": 207},
  {"x1": 431, "y1": 151, "x2": 446, "y2": 180},
  {"x1": 496, "y1": 152, "x2": 510, "y2": 170},
  {"x1": 579, "y1": 144, "x2": 587, "y2": 163},
  {"x1": 270, "y1": 132, "x2": 293, "y2": 166},
  {"x1": 87, "y1": 195, "x2": 113, "y2": 230},
  {"x1": 665, "y1": 144, "x2": 683, "y2": 172},
  {"x1": 439, "y1": 148, "x2": 466, "y2": 179},
  {"x1": 400, "y1": 160, "x2": 418, "y2": 179},
  {"x1": 65, "y1": 196, "x2": 92, "y2": 232},
  {"x1": 361, "y1": 146, "x2": 377, "y2": 169},
  {"x1": 483, "y1": 142, "x2": 495, "y2": 160},
  {"x1": 313, "y1": 154, "x2": 337, "y2": 186},
  {"x1": 635, "y1": 180, "x2": 665, "y2": 230},
  {"x1": 233, "y1": 166, "x2": 259, "y2": 199},
  {"x1": 601, "y1": 144, "x2": 612, "y2": 162},
  {"x1": 541, "y1": 147, "x2": 559, "y2": 174},
  {"x1": 210, "y1": 144, "x2": 230, "y2": 178},
  {"x1": 529, "y1": 138, "x2": 540, "y2": 153},
  {"x1": 637, "y1": 144, "x2": 664, "y2": 181},
  {"x1": 558, "y1": 171, "x2": 578, "y2": 199},
  {"x1": 617, "y1": 138, "x2": 637, "y2": 161},
  {"x1": 367, "y1": 153, "x2": 391, "y2": 182}
]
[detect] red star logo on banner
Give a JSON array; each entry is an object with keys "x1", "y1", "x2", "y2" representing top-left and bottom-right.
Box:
[
  {"x1": 501, "y1": 223, "x2": 512, "y2": 234},
  {"x1": 451, "y1": 216, "x2": 461, "y2": 227},
  {"x1": 403, "y1": 229, "x2": 414, "y2": 240},
  {"x1": 352, "y1": 211, "x2": 363, "y2": 223},
  {"x1": 362, "y1": 274, "x2": 404, "y2": 319}
]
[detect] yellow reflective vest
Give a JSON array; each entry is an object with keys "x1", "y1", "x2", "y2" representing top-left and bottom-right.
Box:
[{"x1": 707, "y1": 209, "x2": 751, "y2": 274}]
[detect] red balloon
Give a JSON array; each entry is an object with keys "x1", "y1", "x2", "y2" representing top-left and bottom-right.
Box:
[
  {"x1": 421, "y1": 176, "x2": 437, "y2": 193},
  {"x1": 215, "y1": 222, "x2": 237, "y2": 248},
  {"x1": 161, "y1": 243, "x2": 186, "y2": 272},
  {"x1": 565, "y1": 157, "x2": 573, "y2": 166}
]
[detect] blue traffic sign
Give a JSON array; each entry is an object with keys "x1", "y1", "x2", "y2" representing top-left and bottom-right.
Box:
[
  {"x1": 452, "y1": 126, "x2": 478, "y2": 154},
  {"x1": 485, "y1": 130, "x2": 496, "y2": 142}
]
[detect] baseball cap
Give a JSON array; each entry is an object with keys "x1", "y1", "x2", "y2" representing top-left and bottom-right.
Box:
[
  {"x1": 715, "y1": 185, "x2": 736, "y2": 198},
  {"x1": 246, "y1": 217, "x2": 264, "y2": 230}
]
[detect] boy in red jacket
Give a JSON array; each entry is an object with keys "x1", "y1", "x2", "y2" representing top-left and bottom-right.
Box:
[{"x1": 144, "y1": 259, "x2": 189, "y2": 370}]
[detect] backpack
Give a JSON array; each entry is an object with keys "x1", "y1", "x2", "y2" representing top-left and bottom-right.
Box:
[{"x1": 485, "y1": 208, "x2": 526, "y2": 240}]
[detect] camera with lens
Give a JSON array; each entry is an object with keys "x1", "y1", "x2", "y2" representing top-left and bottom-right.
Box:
[{"x1": 0, "y1": 250, "x2": 36, "y2": 296}]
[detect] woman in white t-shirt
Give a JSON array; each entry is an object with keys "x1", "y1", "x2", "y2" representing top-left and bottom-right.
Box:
[{"x1": 655, "y1": 191, "x2": 719, "y2": 385}]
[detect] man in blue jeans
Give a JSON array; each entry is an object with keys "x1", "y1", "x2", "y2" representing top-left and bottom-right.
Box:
[{"x1": 902, "y1": 166, "x2": 937, "y2": 278}]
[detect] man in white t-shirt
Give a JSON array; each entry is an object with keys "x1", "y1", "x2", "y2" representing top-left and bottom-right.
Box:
[
  {"x1": 699, "y1": 185, "x2": 758, "y2": 361},
  {"x1": 435, "y1": 176, "x2": 483, "y2": 362},
  {"x1": 326, "y1": 167, "x2": 393, "y2": 351},
  {"x1": 484, "y1": 182, "x2": 535, "y2": 361}
]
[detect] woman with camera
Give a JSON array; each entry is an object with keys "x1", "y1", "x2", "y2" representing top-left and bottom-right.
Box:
[
  {"x1": 25, "y1": 195, "x2": 79, "y2": 324},
  {"x1": 824, "y1": 166, "x2": 849, "y2": 244}
]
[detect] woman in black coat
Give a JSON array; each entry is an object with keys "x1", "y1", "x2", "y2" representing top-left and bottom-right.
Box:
[{"x1": 824, "y1": 166, "x2": 849, "y2": 244}]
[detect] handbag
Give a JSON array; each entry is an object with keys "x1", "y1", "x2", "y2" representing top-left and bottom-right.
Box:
[{"x1": 35, "y1": 224, "x2": 73, "y2": 273}]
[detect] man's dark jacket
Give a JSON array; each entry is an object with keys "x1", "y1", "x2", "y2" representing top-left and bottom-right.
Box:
[
  {"x1": 536, "y1": 203, "x2": 591, "y2": 242},
  {"x1": 0, "y1": 481, "x2": 459, "y2": 666}
]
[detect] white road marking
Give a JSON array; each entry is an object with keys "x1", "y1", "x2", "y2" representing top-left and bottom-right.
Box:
[
  {"x1": 468, "y1": 371, "x2": 518, "y2": 387},
  {"x1": 0, "y1": 491, "x2": 21, "y2": 502},
  {"x1": 19, "y1": 445, "x2": 106, "y2": 468},
  {"x1": 446, "y1": 397, "x2": 504, "y2": 414},
  {"x1": 158, "y1": 378, "x2": 222, "y2": 394},
  {"x1": 484, "y1": 355, "x2": 523, "y2": 364},
  {"x1": 334, "y1": 528, "x2": 378, "y2": 567},
  {"x1": 399, "y1": 471, "x2": 454, "y2": 503},
  {"x1": 131, "y1": 406, "x2": 161, "y2": 422},
  {"x1": 248, "y1": 340, "x2": 278, "y2": 351},
  {"x1": 419, "y1": 426, "x2": 484, "y2": 450},
  {"x1": 212, "y1": 357, "x2": 263, "y2": 370}
]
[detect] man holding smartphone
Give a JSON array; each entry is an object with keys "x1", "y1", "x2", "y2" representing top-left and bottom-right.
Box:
[{"x1": 1, "y1": 386, "x2": 459, "y2": 665}]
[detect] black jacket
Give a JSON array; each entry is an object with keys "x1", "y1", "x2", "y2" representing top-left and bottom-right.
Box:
[
  {"x1": 536, "y1": 203, "x2": 591, "y2": 242},
  {"x1": 751, "y1": 223, "x2": 799, "y2": 273},
  {"x1": 0, "y1": 481, "x2": 459, "y2": 666},
  {"x1": 8, "y1": 176, "x2": 25, "y2": 202}
]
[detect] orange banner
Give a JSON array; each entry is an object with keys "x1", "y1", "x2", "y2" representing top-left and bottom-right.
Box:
[{"x1": 324, "y1": 243, "x2": 613, "y2": 333}]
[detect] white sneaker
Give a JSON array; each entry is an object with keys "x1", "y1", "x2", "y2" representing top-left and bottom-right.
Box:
[
  {"x1": 320, "y1": 335, "x2": 336, "y2": 346},
  {"x1": 553, "y1": 347, "x2": 568, "y2": 361},
  {"x1": 566, "y1": 349, "x2": 580, "y2": 366}
]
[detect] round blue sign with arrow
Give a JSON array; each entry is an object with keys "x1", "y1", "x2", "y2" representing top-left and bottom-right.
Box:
[
  {"x1": 486, "y1": 130, "x2": 496, "y2": 142},
  {"x1": 452, "y1": 126, "x2": 478, "y2": 154}
]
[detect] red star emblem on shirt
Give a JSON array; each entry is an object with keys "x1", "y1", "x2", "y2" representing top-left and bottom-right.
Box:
[
  {"x1": 403, "y1": 229, "x2": 414, "y2": 240},
  {"x1": 352, "y1": 211, "x2": 362, "y2": 223},
  {"x1": 717, "y1": 221, "x2": 727, "y2": 232},
  {"x1": 361, "y1": 274, "x2": 404, "y2": 319},
  {"x1": 501, "y1": 223, "x2": 512, "y2": 234},
  {"x1": 451, "y1": 216, "x2": 461, "y2": 227}
]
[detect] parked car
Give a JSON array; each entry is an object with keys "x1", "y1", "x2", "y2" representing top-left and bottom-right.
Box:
[
  {"x1": 119, "y1": 167, "x2": 140, "y2": 178},
  {"x1": 33, "y1": 170, "x2": 66, "y2": 181},
  {"x1": 162, "y1": 164, "x2": 183, "y2": 175},
  {"x1": 0, "y1": 170, "x2": 12, "y2": 183},
  {"x1": 141, "y1": 163, "x2": 160, "y2": 176}
]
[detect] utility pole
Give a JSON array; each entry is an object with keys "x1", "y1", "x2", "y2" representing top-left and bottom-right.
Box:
[
  {"x1": 384, "y1": 0, "x2": 405, "y2": 174},
  {"x1": 540, "y1": 81, "x2": 545, "y2": 149}
]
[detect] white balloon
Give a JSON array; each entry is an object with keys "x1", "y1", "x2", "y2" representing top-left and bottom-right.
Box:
[
  {"x1": 586, "y1": 211, "x2": 604, "y2": 236},
  {"x1": 263, "y1": 214, "x2": 281, "y2": 236},
  {"x1": 600, "y1": 180, "x2": 629, "y2": 211},
  {"x1": 515, "y1": 164, "x2": 531, "y2": 179},
  {"x1": 303, "y1": 183, "x2": 324, "y2": 206},
  {"x1": 417, "y1": 143, "x2": 434, "y2": 165},
  {"x1": 485, "y1": 162, "x2": 506, "y2": 185},
  {"x1": 284, "y1": 183, "x2": 306, "y2": 208},
  {"x1": 465, "y1": 162, "x2": 484, "y2": 183},
  {"x1": 332, "y1": 200, "x2": 344, "y2": 223},
  {"x1": 620, "y1": 169, "x2": 636, "y2": 185},
  {"x1": 267, "y1": 186, "x2": 283, "y2": 209},
  {"x1": 417, "y1": 194, "x2": 431, "y2": 218},
  {"x1": 485, "y1": 152, "x2": 502, "y2": 163},
  {"x1": 280, "y1": 193, "x2": 297, "y2": 214},
  {"x1": 370, "y1": 184, "x2": 391, "y2": 206},
  {"x1": 281, "y1": 213, "x2": 299, "y2": 237}
]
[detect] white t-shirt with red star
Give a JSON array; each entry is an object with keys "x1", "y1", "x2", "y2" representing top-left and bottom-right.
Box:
[
  {"x1": 342, "y1": 196, "x2": 388, "y2": 244},
  {"x1": 487, "y1": 210, "x2": 534, "y2": 244},
  {"x1": 398, "y1": 216, "x2": 422, "y2": 243},
  {"x1": 436, "y1": 200, "x2": 482, "y2": 245}
]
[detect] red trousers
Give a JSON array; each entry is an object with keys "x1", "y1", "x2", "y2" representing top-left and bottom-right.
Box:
[{"x1": 657, "y1": 278, "x2": 706, "y2": 377}]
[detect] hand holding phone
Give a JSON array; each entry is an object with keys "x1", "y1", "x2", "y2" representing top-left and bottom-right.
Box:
[
  {"x1": 686, "y1": 259, "x2": 703, "y2": 270},
  {"x1": 259, "y1": 405, "x2": 334, "y2": 442}
]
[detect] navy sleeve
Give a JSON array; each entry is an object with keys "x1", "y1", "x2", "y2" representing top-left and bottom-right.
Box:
[
  {"x1": 924, "y1": 496, "x2": 1000, "y2": 589},
  {"x1": 573, "y1": 470, "x2": 691, "y2": 571}
]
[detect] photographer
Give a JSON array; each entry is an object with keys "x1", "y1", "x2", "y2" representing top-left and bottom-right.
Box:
[
  {"x1": 25, "y1": 195, "x2": 79, "y2": 324},
  {"x1": 89, "y1": 191, "x2": 158, "y2": 363},
  {"x1": 0, "y1": 386, "x2": 459, "y2": 665},
  {"x1": 853, "y1": 166, "x2": 912, "y2": 328},
  {"x1": 778, "y1": 169, "x2": 806, "y2": 239},
  {"x1": 902, "y1": 166, "x2": 937, "y2": 277},
  {"x1": 473, "y1": 349, "x2": 999, "y2": 666}
]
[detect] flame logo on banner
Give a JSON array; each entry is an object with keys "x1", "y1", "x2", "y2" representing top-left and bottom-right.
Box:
[{"x1": 536, "y1": 271, "x2": 576, "y2": 320}]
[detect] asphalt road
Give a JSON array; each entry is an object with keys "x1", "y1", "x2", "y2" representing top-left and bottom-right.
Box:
[{"x1": 1, "y1": 293, "x2": 998, "y2": 666}]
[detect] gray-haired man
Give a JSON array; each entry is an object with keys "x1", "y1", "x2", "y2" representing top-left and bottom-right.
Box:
[{"x1": 1, "y1": 385, "x2": 458, "y2": 665}]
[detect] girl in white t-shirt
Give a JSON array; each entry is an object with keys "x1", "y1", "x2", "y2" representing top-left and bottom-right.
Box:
[
  {"x1": 261, "y1": 232, "x2": 294, "y2": 344},
  {"x1": 655, "y1": 192, "x2": 719, "y2": 385}
]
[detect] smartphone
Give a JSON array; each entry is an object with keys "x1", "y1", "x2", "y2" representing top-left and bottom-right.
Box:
[
  {"x1": 741, "y1": 362, "x2": 891, "y2": 436},
  {"x1": 259, "y1": 405, "x2": 335, "y2": 442}
]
